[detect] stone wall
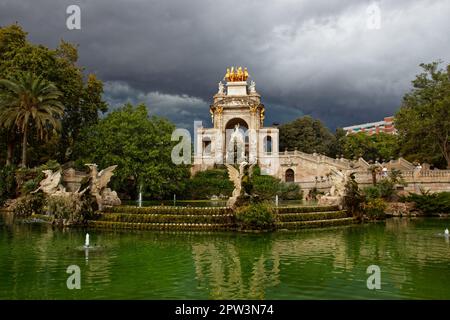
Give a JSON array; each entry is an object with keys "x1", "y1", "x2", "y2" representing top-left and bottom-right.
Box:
[{"x1": 297, "y1": 169, "x2": 450, "y2": 198}]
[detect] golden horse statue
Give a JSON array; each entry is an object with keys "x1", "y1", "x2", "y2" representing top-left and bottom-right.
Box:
[{"x1": 224, "y1": 66, "x2": 250, "y2": 82}]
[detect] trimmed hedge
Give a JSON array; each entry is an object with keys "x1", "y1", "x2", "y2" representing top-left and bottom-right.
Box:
[
  {"x1": 99, "y1": 213, "x2": 234, "y2": 224},
  {"x1": 87, "y1": 220, "x2": 236, "y2": 231},
  {"x1": 276, "y1": 205, "x2": 339, "y2": 214},
  {"x1": 103, "y1": 206, "x2": 231, "y2": 216},
  {"x1": 235, "y1": 202, "x2": 276, "y2": 231},
  {"x1": 87, "y1": 204, "x2": 352, "y2": 232},
  {"x1": 276, "y1": 217, "x2": 355, "y2": 229},
  {"x1": 277, "y1": 211, "x2": 349, "y2": 222}
]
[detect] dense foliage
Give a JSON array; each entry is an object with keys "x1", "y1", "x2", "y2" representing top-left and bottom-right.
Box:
[
  {"x1": 74, "y1": 104, "x2": 190, "y2": 199},
  {"x1": 395, "y1": 62, "x2": 450, "y2": 168},
  {"x1": 0, "y1": 24, "x2": 107, "y2": 166},
  {"x1": 278, "y1": 116, "x2": 401, "y2": 163},
  {"x1": 363, "y1": 198, "x2": 387, "y2": 220},
  {"x1": 46, "y1": 193, "x2": 93, "y2": 223},
  {"x1": 0, "y1": 165, "x2": 16, "y2": 205},
  {"x1": 0, "y1": 73, "x2": 65, "y2": 167},
  {"x1": 340, "y1": 132, "x2": 400, "y2": 161},
  {"x1": 279, "y1": 116, "x2": 336, "y2": 156},
  {"x1": 402, "y1": 191, "x2": 450, "y2": 216},
  {"x1": 11, "y1": 193, "x2": 45, "y2": 217},
  {"x1": 186, "y1": 169, "x2": 233, "y2": 199},
  {"x1": 187, "y1": 166, "x2": 302, "y2": 201},
  {"x1": 363, "y1": 169, "x2": 406, "y2": 201}
]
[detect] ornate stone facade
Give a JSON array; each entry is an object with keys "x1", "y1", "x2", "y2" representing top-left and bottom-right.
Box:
[
  {"x1": 193, "y1": 77, "x2": 279, "y2": 176},
  {"x1": 193, "y1": 71, "x2": 450, "y2": 198}
]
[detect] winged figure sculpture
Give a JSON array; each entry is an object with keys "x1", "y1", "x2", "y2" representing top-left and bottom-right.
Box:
[
  {"x1": 225, "y1": 161, "x2": 256, "y2": 207},
  {"x1": 32, "y1": 170, "x2": 62, "y2": 195},
  {"x1": 85, "y1": 164, "x2": 118, "y2": 210}
]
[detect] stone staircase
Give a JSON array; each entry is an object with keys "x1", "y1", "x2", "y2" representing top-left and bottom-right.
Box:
[
  {"x1": 87, "y1": 205, "x2": 354, "y2": 231},
  {"x1": 275, "y1": 206, "x2": 354, "y2": 230},
  {"x1": 87, "y1": 206, "x2": 236, "y2": 231}
]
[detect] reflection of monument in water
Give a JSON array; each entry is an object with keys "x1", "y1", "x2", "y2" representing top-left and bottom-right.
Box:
[
  {"x1": 190, "y1": 231, "x2": 361, "y2": 299},
  {"x1": 192, "y1": 241, "x2": 280, "y2": 299}
]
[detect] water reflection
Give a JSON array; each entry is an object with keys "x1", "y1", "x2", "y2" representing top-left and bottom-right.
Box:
[
  {"x1": 1, "y1": 214, "x2": 450, "y2": 299},
  {"x1": 192, "y1": 241, "x2": 280, "y2": 299}
]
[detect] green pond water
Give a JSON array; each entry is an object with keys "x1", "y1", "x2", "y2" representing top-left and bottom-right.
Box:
[{"x1": 1, "y1": 214, "x2": 450, "y2": 299}]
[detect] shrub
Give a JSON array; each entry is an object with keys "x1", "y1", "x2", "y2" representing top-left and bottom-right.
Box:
[
  {"x1": 278, "y1": 182, "x2": 303, "y2": 200},
  {"x1": 46, "y1": 193, "x2": 93, "y2": 223},
  {"x1": 402, "y1": 191, "x2": 450, "y2": 216},
  {"x1": 343, "y1": 173, "x2": 365, "y2": 218},
  {"x1": 377, "y1": 179, "x2": 396, "y2": 200},
  {"x1": 186, "y1": 169, "x2": 233, "y2": 199},
  {"x1": 235, "y1": 202, "x2": 276, "y2": 230},
  {"x1": 364, "y1": 178, "x2": 399, "y2": 201},
  {"x1": 363, "y1": 186, "x2": 381, "y2": 200},
  {"x1": 364, "y1": 198, "x2": 387, "y2": 220},
  {"x1": 253, "y1": 173, "x2": 302, "y2": 201},
  {"x1": 253, "y1": 175, "x2": 280, "y2": 200},
  {"x1": 12, "y1": 194, "x2": 45, "y2": 217}
]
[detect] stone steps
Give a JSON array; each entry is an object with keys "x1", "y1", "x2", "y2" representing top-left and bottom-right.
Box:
[
  {"x1": 276, "y1": 217, "x2": 355, "y2": 230},
  {"x1": 102, "y1": 206, "x2": 232, "y2": 216},
  {"x1": 276, "y1": 205, "x2": 340, "y2": 214},
  {"x1": 87, "y1": 220, "x2": 236, "y2": 231},
  {"x1": 89, "y1": 205, "x2": 354, "y2": 231},
  {"x1": 277, "y1": 211, "x2": 349, "y2": 222},
  {"x1": 98, "y1": 213, "x2": 234, "y2": 224}
]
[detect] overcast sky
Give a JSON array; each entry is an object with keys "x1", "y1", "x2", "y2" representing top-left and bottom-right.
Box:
[{"x1": 1, "y1": 0, "x2": 449, "y2": 130}]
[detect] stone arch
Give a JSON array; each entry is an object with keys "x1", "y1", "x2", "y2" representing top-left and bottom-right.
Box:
[
  {"x1": 285, "y1": 168, "x2": 295, "y2": 182},
  {"x1": 225, "y1": 117, "x2": 249, "y2": 130},
  {"x1": 225, "y1": 118, "x2": 249, "y2": 163}
]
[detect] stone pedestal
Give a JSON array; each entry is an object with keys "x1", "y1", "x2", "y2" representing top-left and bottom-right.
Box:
[{"x1": 226, "y1": 81, "x2": 247, "y2": 96}]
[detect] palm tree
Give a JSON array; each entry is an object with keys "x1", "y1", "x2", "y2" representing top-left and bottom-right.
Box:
[
  {"x1": 368, "y1": 164, "x2": 382, "y2": 185},
  {"x1": 0, "y1": 72, "x2": 64, "y2": 167}
]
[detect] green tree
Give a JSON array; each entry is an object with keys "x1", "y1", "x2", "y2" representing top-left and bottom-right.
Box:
[
  {"x1": 278, "y1": 116, "x2": 336, "y2": 155},
  {"x1": 0, "y1": 73, "x2": 64, "y2": 167},
  {"x1": 187, "y1": 169, "x2": 233, "y2": 199},
  {"x1": 74, "y1": 103, "x2": 190, "y2": 199},
  {"x1": 340, "y1": 132, "x2": 399, "y2": 161},
  {"x1": 395, "y1": 62, "x2": 450, "y2": 168},
  {"x1": 0, "y1": 24, "x2": 107, "y2": 165},
  {"x1": 329, "y1": 127, "x2": 347, "y2": 158}
]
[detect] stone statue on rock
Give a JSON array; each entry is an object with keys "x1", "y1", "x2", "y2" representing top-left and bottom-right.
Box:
[
  {"x1": 32, "y1": 164, "x2": 121, "y2": 212},
  {"x1": 318, "y1": 168, "x2": 351, "y2": 207},
  {"x1": 225, "y1": 161, "x2": 256, "y2": 209},
  {"x1": 32, "y1": 170, "x2": 63, "y2": 195},
  {"x1": 85, "y1": 164, "x2": 121, "y2": 210}
]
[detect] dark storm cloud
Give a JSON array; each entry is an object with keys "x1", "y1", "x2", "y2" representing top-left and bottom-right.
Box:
[{"x1": 1, "y1": 0, "x2": 449, "y2": 130}]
